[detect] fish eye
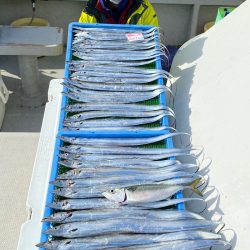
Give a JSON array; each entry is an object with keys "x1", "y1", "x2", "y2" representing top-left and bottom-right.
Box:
[{"x1": 110, "y1": 189, "x2": 114, "y2": 193}]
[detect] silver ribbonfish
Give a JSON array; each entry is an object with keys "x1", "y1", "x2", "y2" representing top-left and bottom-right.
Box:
[
  {"x1": 56, "y1": 163, "x2": 198, "y2": 180},
  {"x1": 42, "y1": 209, "x2": 205, "y2": 223},
  {"x1": 37, "y1": 231, "x2": 222, "y2": 250},
  {"x1": 59, "y1": 132, "x2": 190, "y2": 147},
  {"x1": 47, "y1": 197, "x2": 203, "y2": 211},
  {"x1": 52, "y1": 172, "x2": 201, "y2": 189},
  {"x1": 112, "y1": 239, "x2": 231, "y2": 250},
  {"x1": 43, "y1": 218, "x2": 222, "y2": 238},
  {"x1": 63, "y1": 103, "x2": 169, "y2": 112}
]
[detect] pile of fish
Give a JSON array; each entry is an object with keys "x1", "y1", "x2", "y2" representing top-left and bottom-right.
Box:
[
  {"x1": 38, "y1": 134, "x2": 231, "y2": 249},
  {"x1": 62, "y1": 26, "x2": 174, "y2": 131},
  {"x1": 37, "y1": 26, "x2": 231, "y2": 249}
]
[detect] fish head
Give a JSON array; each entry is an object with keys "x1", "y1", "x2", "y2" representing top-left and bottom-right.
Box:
[
  {"x1": 47, "y1": 200, "x2": 70, "y2": 210},
  {"x1": 44, "y1": 222, "x2": 75, "y2": 236},
  {"x1": 102, "y1": 188, "x2": 126, "y2": 203},
  {"x1": 37, "y1": 239, "x2": 76, "y2": 249},
  {"x1": 58, "y1": 168, "x2": 82, "y2": 179},
  {"x1": 36, "y1": 240, "x2": 60, "y2": 249},
  {"x1": 43, "y1": 225, "x2": 61, "y2": 236},
  {"x1": 42, "y1": 211, "x2": 73, "y2": 223}
]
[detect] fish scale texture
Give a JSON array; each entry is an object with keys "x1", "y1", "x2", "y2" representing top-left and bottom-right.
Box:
[{"x1": 0, "y1": 133, "x2": 39, "y2": 250}]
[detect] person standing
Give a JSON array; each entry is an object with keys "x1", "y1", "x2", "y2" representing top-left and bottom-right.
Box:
[{"x1": 79, "y1": 0, "x2": 158, "y2": 26}]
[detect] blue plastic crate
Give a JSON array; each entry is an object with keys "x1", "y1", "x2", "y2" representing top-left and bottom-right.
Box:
[
  {"x1": 39, "y1": 23, "x2": 184, "y2": 249},
  {"x1": 60, "y1": 22, "x2": 172, "y2": 133}
]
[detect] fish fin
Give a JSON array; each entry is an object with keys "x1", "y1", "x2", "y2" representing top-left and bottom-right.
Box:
[{"x1": 190, "y1": 178, "x2": 203, "y2": 196}]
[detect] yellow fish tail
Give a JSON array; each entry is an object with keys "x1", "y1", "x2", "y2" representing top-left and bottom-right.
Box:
[{"x1": 190, "y1": 178, "x2": 203, "y2": 197}]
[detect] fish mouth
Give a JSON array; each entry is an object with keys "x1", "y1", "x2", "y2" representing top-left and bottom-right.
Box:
[
  {"x1": 46, "y1": 203, "x2": 59, "y2": 209},
  {"x1": 102, "y1": 191, "x2": 115, "y2": 201},
  {"x1": 102, "y1": 191, "x2": 127, "y2": 203},
  {"x1": 52, "y1": 189, "x2": 61, "y2": 195},
  {"x1": 49, "y1": 180, "x2": 57, "y2": 185},
  {"x1": 102, "y1": 191, "x2": 109, "y2": 199},
  {"x1": 43, "y1": 229, "x2": 53, "y2": 235},
  {"x1": 41, "y1": 217, "x2": 50, "y2": 222},
  {"x1": 41, "y1": 216, "x2": 66, "y2": 223},
  {"x1": 36, "y1": 242, "x2": 47, "y2": 247}
]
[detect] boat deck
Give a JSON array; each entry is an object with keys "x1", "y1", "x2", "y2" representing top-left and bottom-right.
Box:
[
  {"x1": 0, "y1": 53, "x2": 65, "y2": 132},
  {"x1": 0, "y1": 53, "x2": 65, "y2": 249}
]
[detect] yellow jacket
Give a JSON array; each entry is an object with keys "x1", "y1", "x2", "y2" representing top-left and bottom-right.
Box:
[{"x1": 79, "y1": 0, "x2": 158, "y2": 26}]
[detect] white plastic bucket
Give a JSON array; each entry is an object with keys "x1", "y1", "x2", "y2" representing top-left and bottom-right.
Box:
[{"x1": 0, "y1": 72, "x2": 9, "y2": 129}]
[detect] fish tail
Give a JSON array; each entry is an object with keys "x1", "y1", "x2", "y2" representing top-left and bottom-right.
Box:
[{"x1": 190, "y1": 178, "x2": 203, "y2": 196}]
